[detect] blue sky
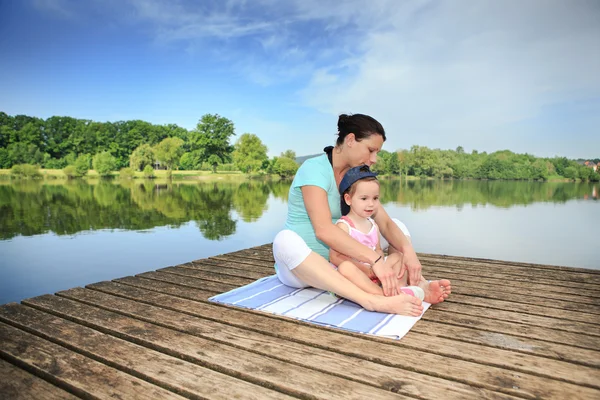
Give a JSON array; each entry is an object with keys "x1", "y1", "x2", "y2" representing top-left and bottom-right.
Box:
[{"x1": 0, "y1": 0, "x2": 599, "y2": 159}]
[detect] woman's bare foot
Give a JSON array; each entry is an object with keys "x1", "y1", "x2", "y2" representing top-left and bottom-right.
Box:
[
  {"x1": 369, "y1": 293, "x2": 424, "y2": 316},
  {"x1": 420, "y1": 279, "x2": 452, "y2": 304}
]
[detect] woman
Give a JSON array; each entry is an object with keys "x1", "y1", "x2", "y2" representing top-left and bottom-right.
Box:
[{"x1": 273, "y1": 113, "x2": 451, "y2": 315}]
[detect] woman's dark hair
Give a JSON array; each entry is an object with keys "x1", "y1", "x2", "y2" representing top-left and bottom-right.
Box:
[{"x1": 336, "y1": 113, "x2": 386, "y2": 146}]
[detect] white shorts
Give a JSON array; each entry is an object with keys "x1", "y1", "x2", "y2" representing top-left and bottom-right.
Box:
[{"x1": 272, "y1": 218, "x2": 411, "y2": 288}]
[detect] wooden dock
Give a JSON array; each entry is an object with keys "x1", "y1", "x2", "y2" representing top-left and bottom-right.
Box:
[{"x1": 1, "y1": 244, "x2": 599, "y2": 399}]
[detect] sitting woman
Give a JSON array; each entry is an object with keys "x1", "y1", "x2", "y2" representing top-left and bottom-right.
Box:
[{"x1": 273, "y1": 113, "x2": 451, "y2": 316}]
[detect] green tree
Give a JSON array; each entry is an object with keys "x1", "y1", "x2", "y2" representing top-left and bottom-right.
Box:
[
  {"x1": 129, "y1": 144, "x2": 155, "y2": 171},
  {"x1": 232, "y1": 133, "x2": 268, "y2": 173},
  {"x1": 189, "y1": 114, "x2": 235, "y2": 164},
  {"x1": 92, "y1": 151, "x2": 117, "y2": 177},
  {"x1": 143, "y1": 165, "x2": 155, "y2": 178},
  {"x1": 387, "y1": 152, "x2": 400, "y2": 175},
  {"x1": 372, "y1": 150, "x2": 390, "y2": 174},
  {"x1": 179, "y1": 152, "x2": 196, "y2": 170},
  {"x1": 154, "y1": 137, "x2": 184, "y2": 171},
  {"x1": 273, "y1": 156, "x2": 299, "y2": 178},
  {"x1": 280, "y1": 150, "x2": 296, "y2": 160},
  {"x1": 74, "y1": 154, "x2": 92, "y2": 177},
  {"x1": 563, "y1": 166, "x2": 578, "y2": 180}
]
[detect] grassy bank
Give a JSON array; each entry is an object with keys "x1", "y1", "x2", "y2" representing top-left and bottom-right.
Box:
[{"x1": 0, "y1": 168, "x2": 248, "y2": 181}]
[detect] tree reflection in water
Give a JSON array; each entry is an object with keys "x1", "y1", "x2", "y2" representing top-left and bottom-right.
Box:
[{"x1": 0, "y1": 179, "x2": 596, "y2": 240}]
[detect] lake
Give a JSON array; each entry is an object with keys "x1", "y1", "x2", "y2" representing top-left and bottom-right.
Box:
[{"x1": 0, "y1": 179, "x2": 598, "y2": 304}]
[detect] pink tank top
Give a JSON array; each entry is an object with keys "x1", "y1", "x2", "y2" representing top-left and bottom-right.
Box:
[{"x1": 336, "y1": 216, "x2": 379, "y2": 250}]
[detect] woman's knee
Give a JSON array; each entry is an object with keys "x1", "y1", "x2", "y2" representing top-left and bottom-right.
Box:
[
  {"x1": 391, "y1": 218, "x2": 411, "y2": 238},
  {"x1": 380, "y1": 218, "x2": 411, "y2": 250},
  {"x1": 273, "y1": 230, "x2": 312, "y2": 270}
]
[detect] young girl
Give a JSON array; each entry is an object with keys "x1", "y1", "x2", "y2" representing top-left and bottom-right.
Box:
[{"x1": 329, "y1": 165, "x2": 425, "y2": 301}]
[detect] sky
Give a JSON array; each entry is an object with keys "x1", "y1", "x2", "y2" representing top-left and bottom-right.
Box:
[{"x1": 0, "y1": 0, "x2": 599, "y2": 159}]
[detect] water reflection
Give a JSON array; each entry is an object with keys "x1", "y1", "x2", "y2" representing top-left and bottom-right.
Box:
[{"x1": 0, "y1": 179, "x2": 596, "y2": 240}]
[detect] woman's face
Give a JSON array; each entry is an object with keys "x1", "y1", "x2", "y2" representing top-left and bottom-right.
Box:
[{"x1": 347, "y1": 133, "x2": 384, "y2": 167}]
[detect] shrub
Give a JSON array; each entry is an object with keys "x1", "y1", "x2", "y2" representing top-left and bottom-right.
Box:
[
  {"x1": 74, "y1": 154, "x2": 91, "y2": 177},
  {"x1": 24, "y1": 164, "x2": 42, "y2": 179},
  {"x1": 119, "y1": 167, "x2": 135, "y2": 179},
  {"x1": 92, "y1": 151, "x2": 117, "y2": 177},
  {"x1": 10, "y1": 164, "x2": 42, "y2": 179},
  {"x1": 63, "y1": 165, "x2": 78, "y2": 179},
  {"x1": 143, "y1": 165, "x2": 155, "y2": 179},
  {"x1": 217, "y1": 163, "x2": 238, "y2": 172}
]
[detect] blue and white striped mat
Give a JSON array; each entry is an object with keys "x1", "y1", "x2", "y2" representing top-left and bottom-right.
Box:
[{"x1": 209, "y1": 275, "x2": 430, "y2": 339}]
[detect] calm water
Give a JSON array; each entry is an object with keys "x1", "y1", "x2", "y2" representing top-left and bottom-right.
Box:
[{"x1": 0, "y1": 179, "x2": 598, "y2": 304}]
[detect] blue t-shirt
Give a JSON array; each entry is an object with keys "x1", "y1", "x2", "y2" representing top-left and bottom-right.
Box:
[{"x1": 284, "y1": 153, "x2": 342, "y2": 259}]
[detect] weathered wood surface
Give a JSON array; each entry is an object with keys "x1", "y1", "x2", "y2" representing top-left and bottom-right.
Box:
[{"x1": 0, "y1": 244, "x2": 599, "y2": 399}]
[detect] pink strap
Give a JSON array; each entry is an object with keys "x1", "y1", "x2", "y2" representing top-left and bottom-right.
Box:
[{"x1": 340, "y1": 215, "x2": 356, "y2": 228}]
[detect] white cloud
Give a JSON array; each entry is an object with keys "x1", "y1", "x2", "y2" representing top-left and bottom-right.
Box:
[{"x1": 302, "y1": 0, "x2": 600, "y2": 154}]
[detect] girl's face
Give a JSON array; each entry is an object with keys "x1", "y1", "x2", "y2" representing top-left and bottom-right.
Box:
[
  {"x1": 344, "y1": 180, "x2": 380, "y2": 219},
  {"x1": 346, "y1": 133, "x2": 384, "y2": 167}
]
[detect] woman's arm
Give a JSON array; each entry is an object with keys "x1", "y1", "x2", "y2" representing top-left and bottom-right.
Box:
[
  {"x1": 329, "y1": 223, "x2": 373, "y2": 276},
  {"x1": 373, "y1": 205, "x2": 423, "y2": 286}
]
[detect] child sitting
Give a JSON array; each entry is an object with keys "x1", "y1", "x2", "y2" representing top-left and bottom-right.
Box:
[{"x1": 329, "y1": 165, "x2": 425, "y2": 304}]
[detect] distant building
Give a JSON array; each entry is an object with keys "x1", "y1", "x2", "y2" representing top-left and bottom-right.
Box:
[
  {"x1": 153, "y1": 161, "x2": 167, "y2": 170},
  {"x1": 583, "y1": 161, "x2": 598, "y2": 172}
]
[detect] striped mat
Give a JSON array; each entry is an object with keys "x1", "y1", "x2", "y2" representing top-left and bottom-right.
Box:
[{"x1": 209, "y1": 275, "x2": 430, "y2": 339}]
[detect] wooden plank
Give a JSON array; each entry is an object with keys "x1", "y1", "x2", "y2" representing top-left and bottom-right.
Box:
[
  {"x1": 0, "y1": 358, "x2": 80, "y2": 400},
  {"x1": 422, "y1": 300, "x2": 600, "y2": 338},
  {"x1": 418, "y1": 257, "x2": 600, "y2": 283},
  {"x1": 448, "y1": 283, "x2": 600, "y2": 315},
  {"x1": 158, "y1": 266, "x2": 255, "y2": 286},
  {"x1": 58, "y1": 286, "x2": 517, "y2": 400},
  {"x1": 201, "y1": 255, "x2": 600, "y2": 313},
  {"x1": 181, "y1": 262, "x2": 268, "y2": 280},
  {"x1": 417, "y1": 253, "x2": 600, "y2": 275},
  {"x1": 446, "y1": 294, "x2": 600, "y2": 325},
  {"x1": 223, "y1": 248, "x2": 600, "y2": 284},
  {"x1": 421, "y1": 264, "x2": 600, "y2": 292},
  {"x1": 167, "y1": 259, "x2": 600, "y2": 332},
  {"x1": 22, "y1": 294, "x2": 411, "y2": 400},
  {"x1": 81, "y1": 279, "x2": 600, "y2": 399},
  {"x1": 116, "y1": 275, "x2": 215, "y2": 301},
  {"x1": 438, "y1": 278, "x2": 600, "y2": 306},
  {"x1": 106, "y1": 276, "x2": 600, "y2": 366},
  {"x1": 0, "y1": 321, "x2": 185, "y2": 400},
  {"x1": 0, "y1": 303, "x2": 294, "y2": 400},
  {"x1": 191, "y1": 259, "x2": 274, "y2": 275},
  {"x1": 412, "y1": 319, "x2": 600, "y2": 366},
  {"x1": 138, "y1": 271, "x2": 236, "y2": 293}
]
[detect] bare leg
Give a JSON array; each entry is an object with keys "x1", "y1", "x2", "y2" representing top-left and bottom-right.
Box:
[
  {"x1": 338, "y1": 261, "x2": 383, "y2": 296},
  {"x1": 388, "y1": 242, "x2": 451, "y2": 304},
  {"x1": 292, "y1": 252, "x2": 424, "y2": 316}
]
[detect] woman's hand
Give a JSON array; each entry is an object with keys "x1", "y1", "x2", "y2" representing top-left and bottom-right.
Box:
[
  {"x1": 372, "y1": 258, "x2": 400, "y2": 296},
  {"x1": 403, "y1": 249, "x2": 423, "y2": 286}
]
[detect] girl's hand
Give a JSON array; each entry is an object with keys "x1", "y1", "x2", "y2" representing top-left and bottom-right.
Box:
[{"x1": 372, "y1": 258, "x2": 399, "y2": 296}]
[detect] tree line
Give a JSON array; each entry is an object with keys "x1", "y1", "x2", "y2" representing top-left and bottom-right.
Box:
[
  {"x1": 1, "y1": 111, "x2": 597, "y2": 181},
  {"x1": 0, "y1": 112, "x2": 298, "y2": 178},
  {"x1": 372, "y1": 146, "x2": 600, "y2": 181}
]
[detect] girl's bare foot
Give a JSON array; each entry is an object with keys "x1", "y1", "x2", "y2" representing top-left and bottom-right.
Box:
[
  {"x1": 370, "y1": 293, "x2": 424, "y2": 316},
  {"x1": 420, "y1": 279, "x2": 452, "y2": 304}
]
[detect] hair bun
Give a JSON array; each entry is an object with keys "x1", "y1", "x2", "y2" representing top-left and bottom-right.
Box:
[{"x1": 337, "y1": 113, "x2": 351, "y2": 134}]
